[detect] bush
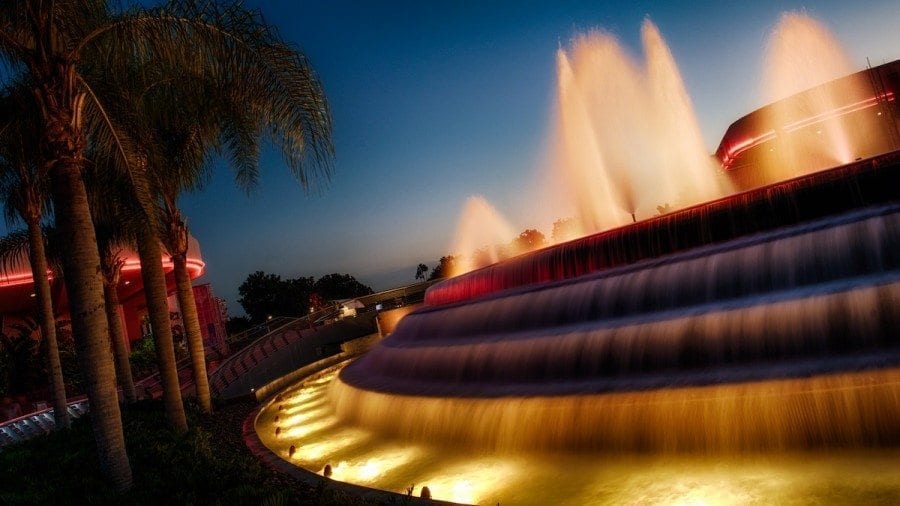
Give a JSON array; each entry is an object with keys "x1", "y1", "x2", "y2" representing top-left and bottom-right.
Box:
[
  {"x1": 128, "y1": 336, "x2": 157, "y2": 378},
  {"x1": 0, "y1": 400, "x2": 381, "y2": 505}
]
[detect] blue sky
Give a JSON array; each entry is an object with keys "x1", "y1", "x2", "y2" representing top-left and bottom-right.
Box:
[{"x1": 167, "y1": 1, "x2": 900, "y2": 313}]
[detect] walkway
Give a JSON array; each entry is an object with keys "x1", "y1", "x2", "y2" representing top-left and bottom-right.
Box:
[
  {"x1": 210, "y1": 313, "x2": 376, "y2": 399},
  {"x1": 0, "y1": 281, "x2": 432, "y2": 450}
]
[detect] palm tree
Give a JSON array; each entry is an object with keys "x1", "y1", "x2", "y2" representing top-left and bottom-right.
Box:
[
  {"x1": 85, "y1": 13, "x2": 334, "y2": 415},
  {"x1": 0, "y1": 85, "x2": 69, "y2": 430},
  {"x1": 85, "y1": 150, "x2": 188, "y2": 431},
  {"x1": 95, "y1": 223, "x2": 137, "y2": 404},
  {"x1": 0, "y1": 2, "x2": 333, "y2": 487}
]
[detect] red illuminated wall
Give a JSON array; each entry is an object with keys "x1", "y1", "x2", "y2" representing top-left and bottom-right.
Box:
[{"x1": 0, "y1": 237, "x2": 206, "y2": 350}]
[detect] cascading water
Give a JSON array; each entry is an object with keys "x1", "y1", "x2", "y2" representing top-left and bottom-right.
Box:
[
  {"x1": 336, "y1": 204, "x2": 900, "y2": 452},
  {"x1": 255, "y1": 14, "x2": 900, "y2": 505}
]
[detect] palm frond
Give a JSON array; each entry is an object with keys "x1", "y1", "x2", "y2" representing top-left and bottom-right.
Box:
[
  {"x1": 0, "y1": 227, "x2": 30, "y2": 276},
  {"x1": 77, "y1": 0, "x2": 335, "y2": 193}
]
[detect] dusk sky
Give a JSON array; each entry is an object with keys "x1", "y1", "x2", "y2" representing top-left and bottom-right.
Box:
[{"x1": 152, "y1": 1, "x2": 899, "y2": 313}]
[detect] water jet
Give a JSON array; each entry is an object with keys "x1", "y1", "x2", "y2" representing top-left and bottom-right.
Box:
[{"x1": 255, "y1": 15, "x2": 900, "y2": 505}]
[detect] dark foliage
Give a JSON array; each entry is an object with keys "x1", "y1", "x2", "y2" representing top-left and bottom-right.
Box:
[
  {"x1": 237, "y1": 271, "x2": 315, "y2": 323},
  {"x1": 128, "y1": 336, "x2": 158, "y2": 379},
  {"x1": 237, "y1": 271, "x2": 373, "y2": 323},
  {"x1": 414, "y1": 263, "x2": 428, "y2": 281},
  {"x1": 428, "y1": 255, "x2": 456, "y2": 280},
  {"x1": 0, "y1": 400, "x2": 378, "y2": 505},
  {"x1": 312, "y1": 273, "x2": 373, "y2": 301},
  {"x1": 0, "y1": 317, "x2": 80, "y2": 397},
  {"x1": 225, "y1": 316, "x2": 253, "y2": 336}
]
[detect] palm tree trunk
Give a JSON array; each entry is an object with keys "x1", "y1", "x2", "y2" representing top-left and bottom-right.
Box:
[
  {"x1": 49, "y1": 156, "x2": 132, "y2": 489},
  {"x1": 173, "y1": 254, "x2": 212, "y2": 413},
  {"x1": 25, "y1": 217, "x2": 69, "y2": 429},
  {"x1": 136, "y1": 224, "x2": 188, "y2": 433},
  {"x1": 103, "y1": 280, "x2": 136, "y2": 403}
]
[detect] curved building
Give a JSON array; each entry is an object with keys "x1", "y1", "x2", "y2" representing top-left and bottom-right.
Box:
[
  {"x1": 0, "y1": 236, "x2": 219, "y2": 351},
  {"x1": 716, "y1": 59, "x2": 900, "y2": 191}
]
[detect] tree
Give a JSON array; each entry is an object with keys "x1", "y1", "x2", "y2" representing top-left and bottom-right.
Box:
[
  {"x1": 428, "y1": 256, "x2": 457, "y2": 280},
  {"x1": 415, "y1": 263, "x2": 429, "y2": 281},
  {"x1": 314, "y1": 273, "x2": 373, "y2": 301},
  {"x1": 238, "y1": 271, "x2": 316, "y2": 323},
  {"x1": 87, "y1": 2, "x2": 333, "y2": 415},
  {"x1": 225, "y1": 316, "x2": 252, "y2": 336},
  {"x1": 513, "y1": 228, "x2": 547, "y2": 255},
  {"x1": 0, "y1": 87, "x2": 70, "y2": 429},
  {"x1": 0, "y1": 0, "x2": 333, "y2": 488}
]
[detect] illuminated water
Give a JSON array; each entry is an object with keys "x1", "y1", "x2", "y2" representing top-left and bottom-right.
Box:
[
  {"x1": 257, "y1": 206, "x2": 900, "y2": 504},
  {"x1": 258, "y1": 367, "x2": 900, "y2": 505},
  {"x1": 758, "y1": 12, "x2": 859, "y2": 181},
  {"x1": 255, "y1": 14, "x2": 900, "y2": 505},
  {"x1": 449, "y1": 20, "x2": 732, "y2": 265},
  {"x1": 552, "y1": 20, "x2": 730, "y2": 232},
  {"x1": 450, "y1": 195, "x2": 518, "y2": 275}
]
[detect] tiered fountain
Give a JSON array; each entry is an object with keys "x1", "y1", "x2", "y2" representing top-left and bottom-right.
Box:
[{"x1": 256, "y1": 13, "x2": 900, "y2": 505}]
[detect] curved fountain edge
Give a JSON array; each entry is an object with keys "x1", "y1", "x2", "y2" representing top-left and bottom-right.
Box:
[{"x1": 241, "y1": 349, "x2": 468, "y2": 505}]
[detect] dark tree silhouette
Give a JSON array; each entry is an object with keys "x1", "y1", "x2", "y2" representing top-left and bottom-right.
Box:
[
  {"x1": 314, "y1": 273, "x2": 373, "y2": 301},
  {"x1": 428, "y1": 256, "x2": 457, "y2": 280},
  {"x1": 415, "y1": 263, "x2": 429, "y2": 281},
  {"x1": 237, "y1": 271, "x2": 315, "y2": 322},
  {"x1": 514, "y1": 228, "x2": 547, "y2": 252}
]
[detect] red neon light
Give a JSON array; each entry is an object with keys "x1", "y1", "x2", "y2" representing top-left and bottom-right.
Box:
[
  {"x1": 0, "y1": 256, "x2": 205, "y2": 289},
  {"x1": 783, "y1": 91, "x2": 895, "y2": 132},
  {"x1": 722, "y1": 130, "x2": 776, "y2": 167},
  {"x1": 121, "y1": 256, "x2": 206, "y2": 278},
  {"x1": 0, "y1": 271, "x2": 54, "y2": 288},
  {"x1": 720, "y1": 92, "x2": 895, "y2": 170}
]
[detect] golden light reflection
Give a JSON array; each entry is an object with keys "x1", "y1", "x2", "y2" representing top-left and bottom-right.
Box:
[
  {"x1": 281, "y1": 418, "x2": 336, "y2": 439},
  {"x1": 290, "y1": 427, "x2": 369, "y2": 462},
  {"x1": 329, "y1": 447, "x2": 423, "y2": 485},
  {"x1": 257, "y1": 364, "x2": 900, "y2": 505},
  {"x1": 412, "y1": 458, "x2": 521, "y2": 505},
  {"x1": 280, "y1": 397, "x2": 328, "y2": 415},
  {"x1": 278, "y1": 405, "x2": 332, "y2": 428}
]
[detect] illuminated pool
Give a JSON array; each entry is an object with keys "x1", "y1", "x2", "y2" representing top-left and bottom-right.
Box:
[{"x1": 255, "y1": 364, "x2": 900, "y2": 505}]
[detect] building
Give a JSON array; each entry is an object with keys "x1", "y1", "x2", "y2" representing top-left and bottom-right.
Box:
[
  {"x1": 716, "y1": 59, "x2": 900, "y2": 191},
  {"x1": 0, "y1": 235, "x2": 224, "y2": 352}
]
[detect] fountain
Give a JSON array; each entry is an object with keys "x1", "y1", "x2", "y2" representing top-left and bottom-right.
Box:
[
  {"x1": 553, "y1": 20, "x2": 730, "y2": 232},
  {"x1": 719, "y1": 13, "x2": 899, "y2": 191},
  {"x1": 449, "y1": 195, "x2": 518, "y2": 276},
  {"x1": 255, "y1": 14, "x2": 900, "y2": 505}
]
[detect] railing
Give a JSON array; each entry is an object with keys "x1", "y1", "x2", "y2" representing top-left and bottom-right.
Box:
[
  {"x1": 210, "y1": 315, "x2": 320, "y2": 397},
  {"x1": 226, "y1": 316, "x2": 297, "y2": 350},
  {"x1": 0, "y1": 399, "x2": 90, "y2": 450},
  {"x1": 351, "y1": 280, "x2": 440, "y2": 309}
]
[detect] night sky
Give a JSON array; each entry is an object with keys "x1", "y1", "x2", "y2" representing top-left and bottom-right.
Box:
[
  {"x1": 24, "y1": 1, "x2": 900, "y2": 315},
  {"x1": 183, "y1": 0, "x2": 900, "y2": 314}
]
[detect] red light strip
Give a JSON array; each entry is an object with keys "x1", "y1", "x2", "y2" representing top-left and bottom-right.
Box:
[
  {"x1": 120, "y1": 257, "x2": 206, "y2": 278},
  {"x1": 721, "y1": 130, "x2": 776, "y2": 166},
  {"x1": 0, "y1": 257, "x2": 205, "y2": 288},
  {"x1": 783, "y1": 91, "x2": 895, "y2": 132},
  {"x1": 0, "y1": 271, "x2": 54, "y2": 288},
  {"x1": 721, "y1": 92, "x2": 895, "y2": 170}
]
